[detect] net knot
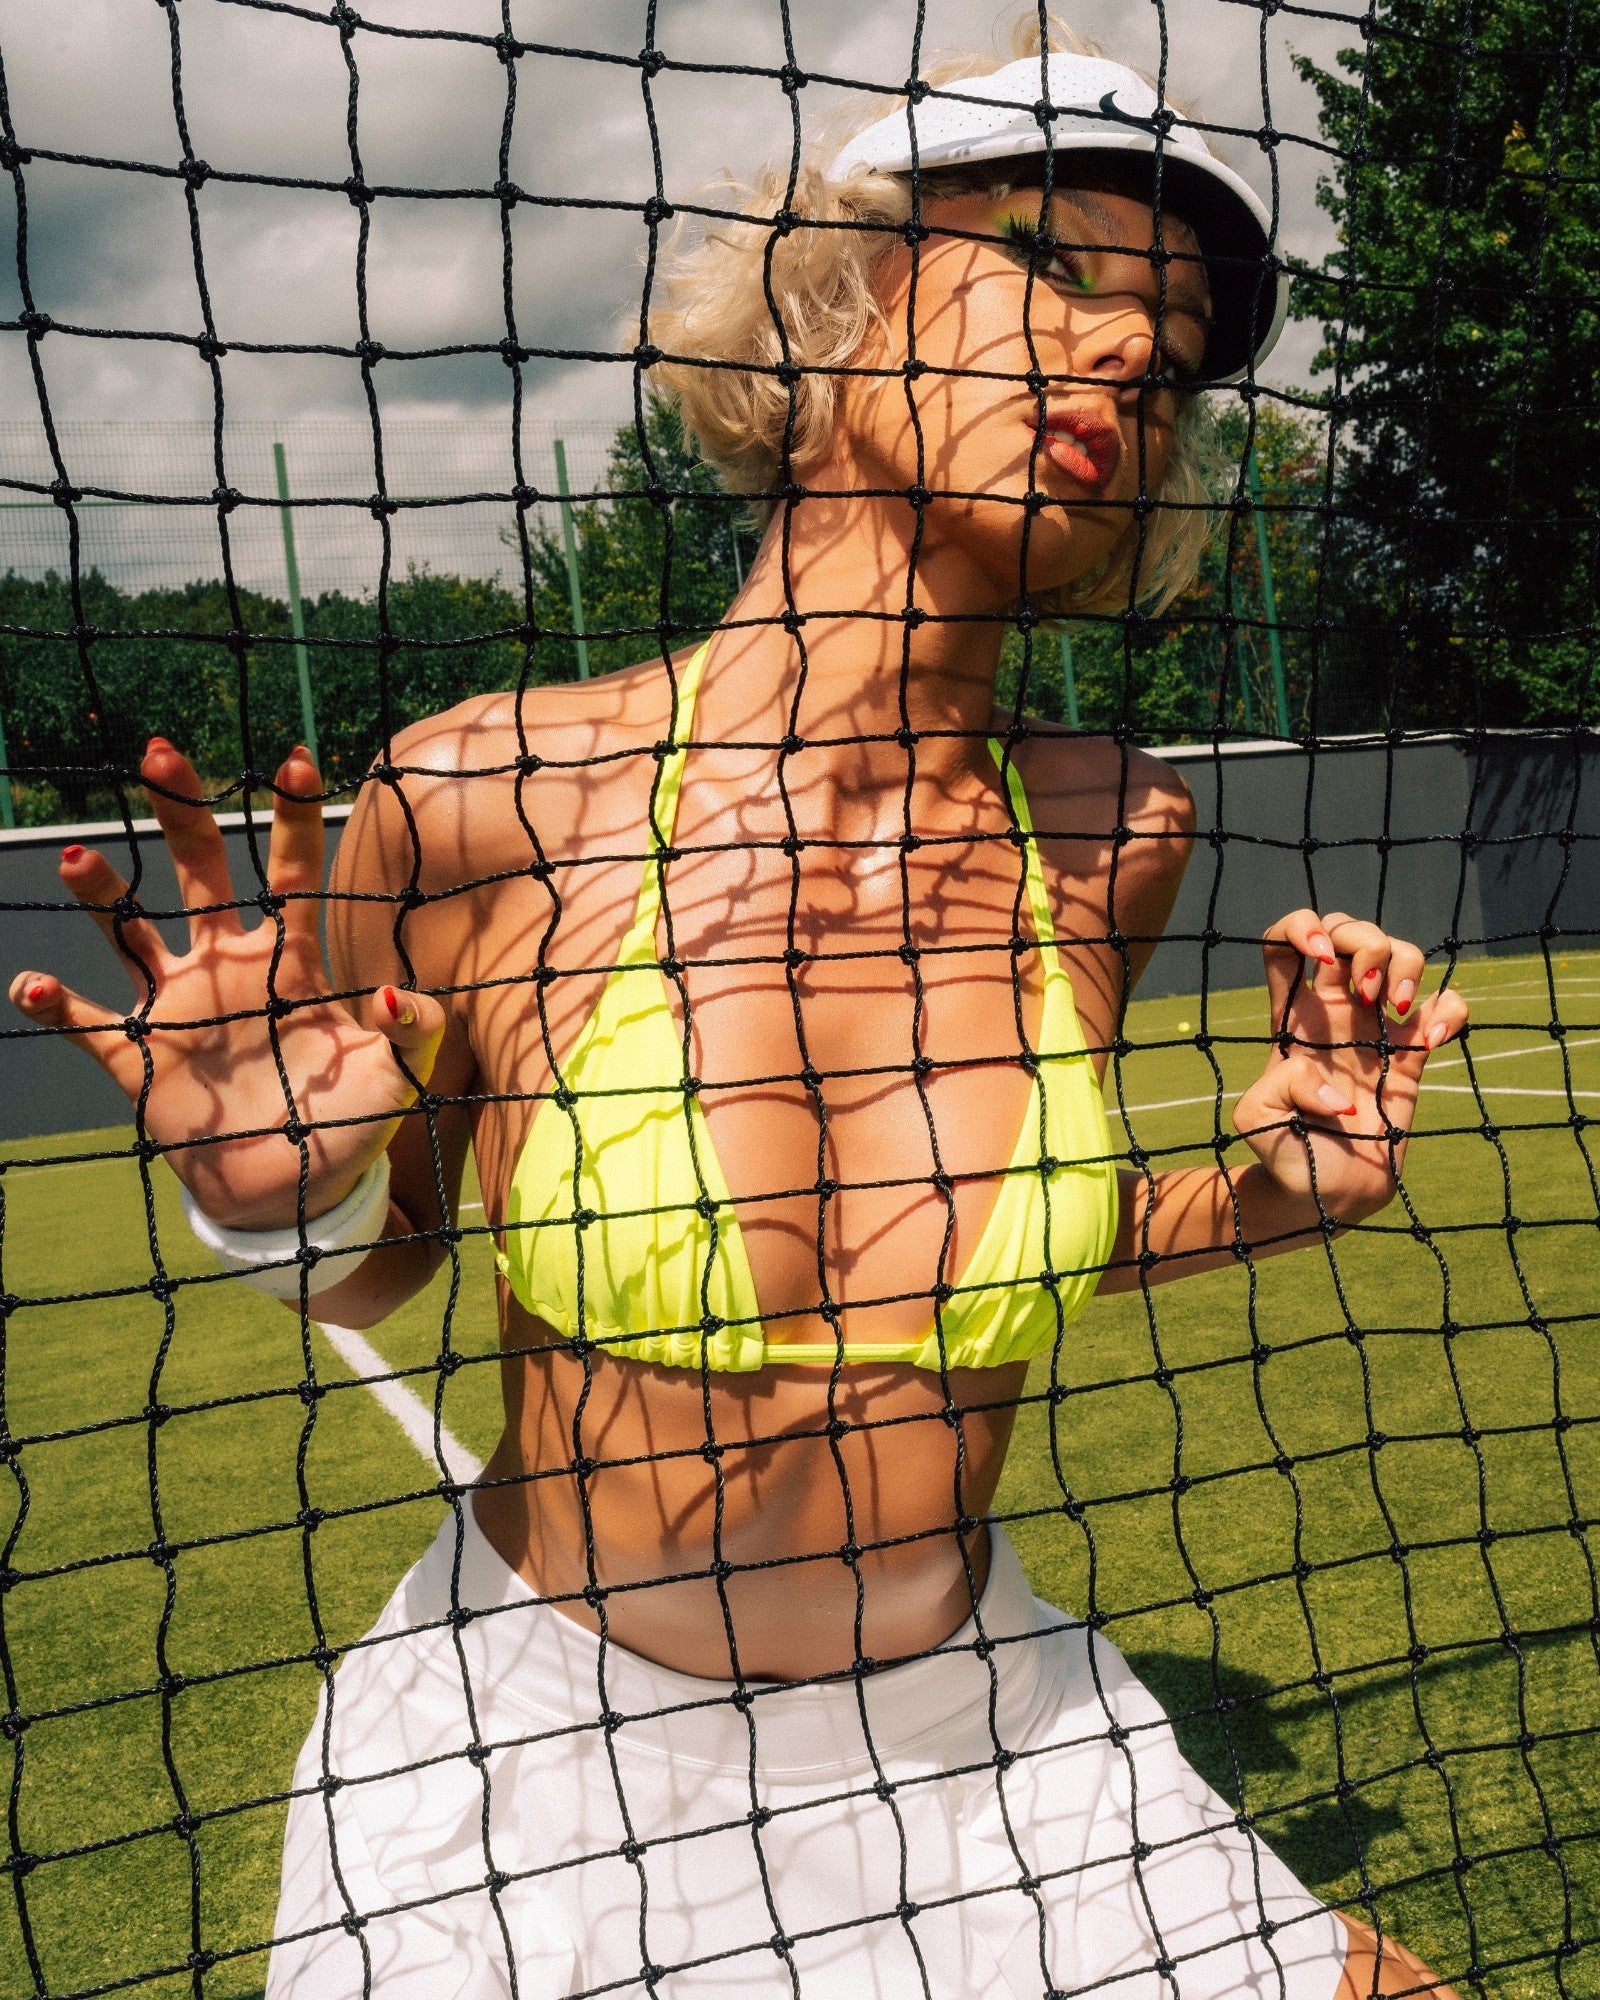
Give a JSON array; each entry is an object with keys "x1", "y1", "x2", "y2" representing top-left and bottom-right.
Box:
[
  {"x1": 0, "y1": 138, "x2": 32, "y2": 171},
  {"x1": 499, "y1": 338, "x2": 529, "y2": 366},
  {"x1": 180, "y1": 157, "x2": 212, "y2": 190},
  {"x1": 637, "y1": 46, "x2": 667, "y2": 78},
  {"x1": 343, "y1": 176, "x2": 373, "y2": 207},
  {"x1": 368, "y1": 486, "x2": 397, "y2": 515},
  {"x1": 779, "y1": 63, "x2": 808, "y2": 92},
  {"x1": 633, "y1": 341, "x2": 661, "y2": 367},
  {"x1": 196, "y1": 333, "x2": 226, "y2": 362},
  {"x1": 641, "y1": 196, "x2": 674, "y2": 227},
  {"x1": 49, "y1": 474, "x2": 79, "y2": 505}
]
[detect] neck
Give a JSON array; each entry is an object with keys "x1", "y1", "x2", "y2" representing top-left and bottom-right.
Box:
[{"x1": 699, "y1": 458, "x2": 1017, "y2": 789}]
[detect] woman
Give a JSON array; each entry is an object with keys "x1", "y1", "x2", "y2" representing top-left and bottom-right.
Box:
[{"x1": 12, "y1": 24, "x2": 1465, "y2": 2000}]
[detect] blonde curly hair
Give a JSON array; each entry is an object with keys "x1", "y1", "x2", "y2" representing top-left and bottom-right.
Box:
[{"x1": 643, "y1": 11, "x2": 1222, "y2": 618}]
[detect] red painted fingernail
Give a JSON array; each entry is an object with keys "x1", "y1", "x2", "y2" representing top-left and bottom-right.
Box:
[
  {"x1": 1396, "y1": 998, "x2": 1411, "y2": 1015},
  {"x1": 1309, "y1": 931, "x2": 1335, "y2": 961},
  {"x1": 25, "y1": 982, "x2": 46, "y2": 1006},
  {"x1": 61, "y1": 844, "x2": 85, "y2": 864},
  {"x1": 146, "y1": 735, "x2": 173, "y2": 753},
  {"x1": 382, "y1": 986, "x2": 400, "y2": 1020},
  {"x1": 1338, "y1": 1105, "x2": 1357, "y2": 1116}
]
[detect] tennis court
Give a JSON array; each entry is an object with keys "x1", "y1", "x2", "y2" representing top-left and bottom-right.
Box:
[{"x1": 3, "y1": 948, "x2": 1595, "y2": 1999}]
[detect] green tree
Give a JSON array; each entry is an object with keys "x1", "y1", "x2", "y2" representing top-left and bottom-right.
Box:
[
  {"x1": 523, "y1": 398, "x2": 747, "y2": 681},
  {"x1": 999, "y1": 400, "x2": 1330, "y2": 742},
  {"x1": 0, "y1": 568, "x2": 529, "y2": 817},
  {"x1": 1293, "y1": 0, "x2": 1600, "y2": 729}
]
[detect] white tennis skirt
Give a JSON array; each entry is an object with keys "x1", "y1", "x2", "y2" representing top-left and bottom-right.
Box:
[{"x1": 267, "y1": 1504, "x2": 1344, "y2": 1998}]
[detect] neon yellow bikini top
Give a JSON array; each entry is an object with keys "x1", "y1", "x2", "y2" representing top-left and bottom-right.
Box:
[{"x1": 496, "y1": 644, "x2": 1118, "y2": 1370}]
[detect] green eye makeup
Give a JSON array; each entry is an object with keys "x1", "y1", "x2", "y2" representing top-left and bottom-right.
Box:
[{"x1": 997, "y1": 214, "x2": 1096, "y2": 292}]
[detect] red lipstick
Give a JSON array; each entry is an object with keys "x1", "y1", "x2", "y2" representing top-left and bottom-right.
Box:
[{"x1": 1037, "y1": 409, "x2": 1121, "y2": 490}]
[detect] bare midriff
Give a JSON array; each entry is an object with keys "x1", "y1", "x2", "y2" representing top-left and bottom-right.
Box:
[{"x1": 472, "y1": 1320, "x2": 1027, "y2": 1682}]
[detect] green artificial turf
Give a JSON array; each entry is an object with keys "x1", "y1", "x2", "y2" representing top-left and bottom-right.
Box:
[{"x1": 0, "y1": 950, "x2": 1596, "y2": 1998}]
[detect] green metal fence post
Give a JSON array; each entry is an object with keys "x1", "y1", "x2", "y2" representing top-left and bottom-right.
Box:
[
  {"x1": 553, "y1": 438, "x2": 591, "y2": 680},
  {"x1": 1247, "y1": 446, "x2": 1291, "y2": 738},
  {"x1": 0, "y1": 701, "x2": 15, "y2": 830},
  {"x1": 1057, "y1": 628, "x2": 1080, "y2": 729},
  {"x1": 273, "y1": 443, "x2": 320, "y2": 766}
]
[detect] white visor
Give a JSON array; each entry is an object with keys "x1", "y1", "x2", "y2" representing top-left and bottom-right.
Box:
[{"x1": 828, "y1": 53, "x2": 1288, "y2": 383}]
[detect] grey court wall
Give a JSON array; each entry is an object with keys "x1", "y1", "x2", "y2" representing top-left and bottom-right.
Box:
[{"x1": 2, "y1": 734, "x2": 1596, "y2": 1143}]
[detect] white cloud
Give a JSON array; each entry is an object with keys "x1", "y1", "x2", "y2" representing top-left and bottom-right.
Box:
[{"x1": 0, "y1": 0, "x2": 1356, "y2": 557}]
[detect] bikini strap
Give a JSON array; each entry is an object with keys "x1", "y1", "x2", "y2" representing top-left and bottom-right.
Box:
[
  {"x1": 988, "y1": 740, "x2": 1065, "y2": 980},
  {"x1": 624, "y1": 643, "x2": 710, "y2": 957}
]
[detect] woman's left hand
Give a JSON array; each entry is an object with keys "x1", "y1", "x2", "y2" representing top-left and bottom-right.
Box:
[{"x1": 1231, "y1": 909, "x2": 1470, "y2": 1224}]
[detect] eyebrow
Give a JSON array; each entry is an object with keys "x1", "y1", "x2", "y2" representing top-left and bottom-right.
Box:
[{"x1": 1048, "y1": 190, "x2": 1214, "y2": 322}]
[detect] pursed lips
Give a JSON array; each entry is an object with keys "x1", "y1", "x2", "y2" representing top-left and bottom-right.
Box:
[{"x1": 1034, "y1": 410, "x2": 1122, "y2": 491}]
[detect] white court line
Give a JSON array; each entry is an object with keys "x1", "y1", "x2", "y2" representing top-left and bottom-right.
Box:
[
  {"x1": 316, "y1": 1320, "x2": 483, "y2": 1485},
  {"x1": 1112, "y1": 1032, "x2": 1600, "y2": 1118},
  {"x1": 1431, "y1": 1032, "x2": 1600, "y2": 1071},
  {"x1": 1422, "y1": 1085, "x2": 1600, "y2": 1100}
]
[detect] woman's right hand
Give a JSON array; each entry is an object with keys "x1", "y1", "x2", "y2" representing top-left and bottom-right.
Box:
[{"x1": 8, "y1": 737, "x2": 445, "y2": 1230}]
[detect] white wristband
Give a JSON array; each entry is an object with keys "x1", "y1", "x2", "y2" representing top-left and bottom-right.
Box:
[{"x1": 180, "y1": 1155, "x2": 393, "y2": 1300}]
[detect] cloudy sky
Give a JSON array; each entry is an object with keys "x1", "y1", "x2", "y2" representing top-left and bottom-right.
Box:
[
  {"x1": 0, "y1": 1, "x2": 1359, "y2": 591},
  {"x1": 0, "y1": 0, "x2": 1358, "y2": 427}
]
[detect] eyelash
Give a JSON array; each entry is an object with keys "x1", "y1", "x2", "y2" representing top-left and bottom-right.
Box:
[
  {"x1": 998, "y1": 215, "x2": 1094, "y2": 294},
  {"x1": 998, "y1": 216, "x2": 1199, "y2": 383}
]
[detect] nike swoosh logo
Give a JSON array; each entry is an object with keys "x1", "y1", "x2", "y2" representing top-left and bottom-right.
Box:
[{"x1": 1097, "y1": 90, "x2": 1159, "y2": 132}]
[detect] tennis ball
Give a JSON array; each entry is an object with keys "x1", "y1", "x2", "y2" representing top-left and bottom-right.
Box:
[{"x1": 1177, "y1": 1019, "x2": 1192, "y2": 1033}]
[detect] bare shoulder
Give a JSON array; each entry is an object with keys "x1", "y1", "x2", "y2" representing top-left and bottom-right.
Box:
[
  {"x1": 331, "y1": 655, "x2": 682, "y2": 899},
  {"x1": 998, "y1": 721, "x2": 1196, "y2": 891}
]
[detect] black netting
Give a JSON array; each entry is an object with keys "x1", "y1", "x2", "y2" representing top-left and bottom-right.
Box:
[{"x1": 1, "y1": 3, "x2": 1598, "y2": 1997}]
